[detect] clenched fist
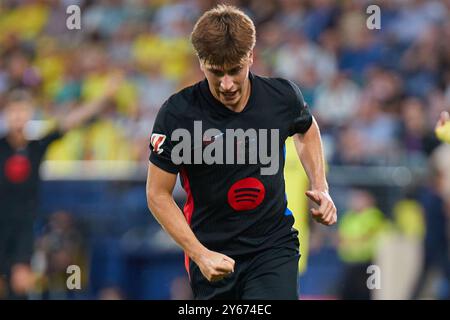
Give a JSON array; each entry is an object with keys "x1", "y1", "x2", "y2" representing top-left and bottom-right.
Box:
[{"x1": 195, "y1": 249, "x2": 235, "y2": 282}]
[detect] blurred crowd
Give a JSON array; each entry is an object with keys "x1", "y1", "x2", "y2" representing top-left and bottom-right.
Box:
[
  {"x1": 0, "y1": 0, "x2": 449, "y2": 165},
  {"x1": 1, "y1": 0, "x2": 449, "y2": 299},
  {"x1": 0, "y1": 0, "x2": 450, "y2": 165}
]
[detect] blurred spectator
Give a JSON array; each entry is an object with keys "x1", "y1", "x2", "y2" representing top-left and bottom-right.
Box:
[
  {"x1": 401, "y1": 26, "x2": 441, "y2": 99},
  {"x1": 302, "y1": 0, "x2": 337, "y2": 42},
  {"x1": 398, "y1": 98, "x2": 439, "y2": 164},
  {"x1": 331, "y1": 125, "x2": 366, "y2": 165},
  {"x1": 352, "y1": 97, "x2": 399, "y2": 164},
  {"x1": 338, "y1": 2, "x2": 383, "y2": 81},
  {"x1": 313, "y1": 72, "x2": 360, "y2": 128},
  {"x1": 274, "y1": 31, "x2": 337, "y2": 86},
  {"x1": 0, "y1": 76, "x2": 121, "y2": 299},
  {"x1": 337, "y1": 188, "x2": 391, "y2": 299},
  {"x1": 363, "y1": 68, "x2": 403, "y2": 110},
  {"x1": 83, "y1": 0, "x2": 128, "y2": 39},
  {"x1": 410, "y1": 148, "x2": 450, "y2": 299},
  {"x1": 390, "y1": 0, "x2": 448, "y2": 45},
  {"x1": 32, "y1": 210, "x2": 87, "y2": 299}
]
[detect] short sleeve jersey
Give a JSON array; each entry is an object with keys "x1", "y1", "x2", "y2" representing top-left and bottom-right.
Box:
[{"x1": 149, "y1": 73, "x2": 313, "y2": 258}]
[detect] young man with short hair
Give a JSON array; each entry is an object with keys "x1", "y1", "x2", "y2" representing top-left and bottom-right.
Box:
[{"x1": 146, "y1": 5, "x2": 337, "y2": 300}]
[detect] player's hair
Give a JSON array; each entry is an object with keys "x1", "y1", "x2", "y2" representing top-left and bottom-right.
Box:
[{"x1": 191, "y1": 4, "x2": 256, "y2": 67}]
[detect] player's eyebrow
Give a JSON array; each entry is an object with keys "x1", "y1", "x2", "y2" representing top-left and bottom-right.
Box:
[
  {"x1": 228, "y1": 65, "x2": 243, "y2": 73},
  {"x1": 207, "y1": 65, "x2": 242, "y2": 74},
  {"x1": 207, "y1": 67, "x2": 223, "y2": 73}
]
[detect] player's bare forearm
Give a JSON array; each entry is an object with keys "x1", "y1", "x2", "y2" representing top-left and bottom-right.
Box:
[
  {"x1": 148, "y1": 193, "x2": 208, "y2": 260},
  {"x1": 146, "y1": 163, "x2": 235, "y2": 281},
  {"x1": 146, "y1": 164, "x2": 207, "y2": 261},
  {"x1": 293, "y1": 117, "x2": 328, "y2": 192},
  {"x1": 293, "y1": 117, "x2": 337, "y2": 225}
]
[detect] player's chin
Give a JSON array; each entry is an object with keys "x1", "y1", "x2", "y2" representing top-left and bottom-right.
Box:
[
  {"x1": 209, "y1": 276, "x2": 225, "y2": 282},
  {"x1": 221, "y1": 92, "x2": 239, "y2": 102}
]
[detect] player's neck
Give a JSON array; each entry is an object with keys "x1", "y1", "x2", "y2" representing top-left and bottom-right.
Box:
[{"x1": 7, "y1": 130, "x2": 27, "y2": 150}]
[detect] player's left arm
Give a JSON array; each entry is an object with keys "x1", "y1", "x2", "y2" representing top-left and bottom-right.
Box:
[{"x1": 293, "y1": 117, "x2": 337, "y2": 226}]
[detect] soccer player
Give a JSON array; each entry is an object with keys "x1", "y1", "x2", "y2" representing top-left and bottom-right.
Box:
[
  {"x1": 435, "y1": 111, "x2": 450, "y2": 143},
  {"x1": 0, "y1": 74, "x2": 122, "y2": 299},
  {"x1": 146, "y1": 5, "x2": 337, "y2": 300}
]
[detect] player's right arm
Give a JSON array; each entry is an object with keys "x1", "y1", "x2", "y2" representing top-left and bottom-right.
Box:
[
  {"x1": 58, "y1": 71, "x2": 123, "y2": 133},
  {"x1": 146, "y1": 162, "x2": 235, "y2": 282}
]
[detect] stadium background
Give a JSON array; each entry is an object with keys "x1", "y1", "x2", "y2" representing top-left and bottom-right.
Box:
[{"x1": 0, "y1": 0, "x2": 449, "y2": 299}]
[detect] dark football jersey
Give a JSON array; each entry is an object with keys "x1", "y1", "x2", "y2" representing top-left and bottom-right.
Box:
[
  {"x1": 149, "y1": 73, "x2": 312, "y2": 269},
  {"x1": 0, "y1": 130, "x2": 62, "y2": 217},
  {"x1": 0, "y1": 130, "x2": 62, "y2": 269}
]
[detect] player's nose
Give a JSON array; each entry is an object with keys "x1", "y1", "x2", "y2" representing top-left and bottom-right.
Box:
[{"x1": 220, "y1": 75, "x2": 234, "y2": 92}]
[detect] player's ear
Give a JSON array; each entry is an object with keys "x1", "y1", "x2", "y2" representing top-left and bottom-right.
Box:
[
  {"x1": 199, "y1": 58, "x2": 205, "y2": 72},
  {"x1": 248, "y1": 50, "x2": 254, "y2": 67}
]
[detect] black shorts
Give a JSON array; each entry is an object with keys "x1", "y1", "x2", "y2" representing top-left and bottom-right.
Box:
[
  {"x1": 189, "y1": 246, "x2": 300, "y2": 300},
  {"x1": 0, "y1": 216, "x2": 33, "y2": 276}
]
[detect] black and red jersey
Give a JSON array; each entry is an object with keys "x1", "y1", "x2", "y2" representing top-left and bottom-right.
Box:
[
  {"x1": 149, "y1": 73, "x2": 312, "y2": 263},
  {"x1": 0, "y1": 130, "x2": 62, "y2": 216},
  {"x1": 0, "y1": 130, "x2": 62, "y2": 269}
]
